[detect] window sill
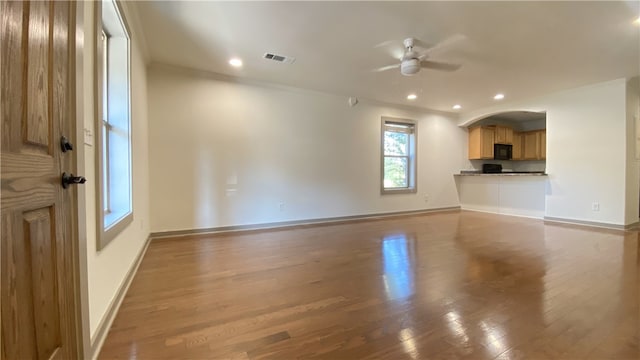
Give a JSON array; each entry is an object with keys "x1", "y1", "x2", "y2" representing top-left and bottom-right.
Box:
[
  {"x1": 98, "y1": 212, "x2": 133, "y2": 250},
  {"x1": 381, "y1": 187, "x2": 417, "y2": 195}
]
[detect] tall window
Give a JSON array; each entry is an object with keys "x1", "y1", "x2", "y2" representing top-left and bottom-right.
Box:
[
  {"x1": 97, "y1": 0, "x2": 132, "y2": 249},
  {"x1": 381, "y1": 118, "x2": 417, "y2": 194}
]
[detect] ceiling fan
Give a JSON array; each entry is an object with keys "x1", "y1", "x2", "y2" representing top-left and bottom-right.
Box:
[{"x1": 374, "y1": 36, "x2": 463, "y2": 76}]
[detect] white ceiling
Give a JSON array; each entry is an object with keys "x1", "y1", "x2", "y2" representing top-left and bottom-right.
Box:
[
  {"x1": 487, "y1": 111, "x2": 546, "y2": 123},
  {"x1": 135, "y1": 1, "x2": 640, "y2": 113}
]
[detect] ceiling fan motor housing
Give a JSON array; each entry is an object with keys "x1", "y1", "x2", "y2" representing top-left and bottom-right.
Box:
[{"x1": 401, "y1": 58, "x2": 420, "y2": 76}]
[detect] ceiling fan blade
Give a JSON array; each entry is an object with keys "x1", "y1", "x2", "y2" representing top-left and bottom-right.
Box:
[
  {"x1": 423, "y1": 34, "x2": 467, "y2": 56},
  {"x1": 374, "y1": 40, "x2": 396, "y2": 49},
  {"x1": 375, "y1": 40, "x2": 405, "y2": 60},
  {"x1": 372, "y1": 63, "x2": 401, "y2": 72},
  {"x1": 420, "y1": 60, "x2": 462, "y2": 72},
  {"x1": 411, "y1": 38, "x2": 433, "y2": 50}
]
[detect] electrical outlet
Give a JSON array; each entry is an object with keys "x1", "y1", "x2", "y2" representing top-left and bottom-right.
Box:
[
  {"x1": 279, "y1": 202, "x2": 285, "y2": 211},
  {"x1": 592, "y1": 202, "x2": 600, "y2": 212},
  {"x1": 424, "y1": 194, "x2": 429, "y2": 203}
]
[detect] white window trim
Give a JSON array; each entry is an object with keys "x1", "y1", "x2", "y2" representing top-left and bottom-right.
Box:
[
  {"x1": 380, "y1": 117, "x2": 418, "y2": 195},
  {"x1": 95, "y1": 0, "x2": 133, "y2": 249}
]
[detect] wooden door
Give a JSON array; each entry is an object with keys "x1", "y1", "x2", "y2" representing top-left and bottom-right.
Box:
[{"x1": 1, "y1": 1, "x2": 80, "y2": 359}]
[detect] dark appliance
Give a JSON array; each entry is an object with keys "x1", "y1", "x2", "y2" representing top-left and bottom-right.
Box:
[
  {"x1": 494, "y1": 144, "x2": 512, "y2": 160},
  {"x1": 482, "y1": 164, "x2": 502, "y2": 173}
]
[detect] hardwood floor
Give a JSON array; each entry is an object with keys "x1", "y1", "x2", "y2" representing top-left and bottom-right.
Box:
[{"x1": 99, "y1": 210, "x2": 639, "y2": 359}]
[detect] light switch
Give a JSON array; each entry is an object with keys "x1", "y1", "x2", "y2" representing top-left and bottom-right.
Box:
[{"x1": 84, "y1": 128, "x2": 93, "y2": 146}]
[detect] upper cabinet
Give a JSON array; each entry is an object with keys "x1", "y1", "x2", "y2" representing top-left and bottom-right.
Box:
[
  {"x1": 512, "y1": 132, "x2": 523, "y2": 160},
  {"x1": 468, "y1": 126, "x2": 494, "y2": 160},
  {"x1": 466, "y1": 111, "x2": 546, "y2": 161},
  {"x1": 540, "y1": 130, "x2": 546, "y2": 159},
  {"x1": 523, "y1": 131, "x2": 539, "y2": 160},
  {"x1": 523, "y1": 130, "x2": 546, "y2": 160},
  {"x1": 494, "y1": 125, "x2": 513, "y2": 145},
  {"x1": 469, "y1": 126, "x2": 545, "y2": 161}
]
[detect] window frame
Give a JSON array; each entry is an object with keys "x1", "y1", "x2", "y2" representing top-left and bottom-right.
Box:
[
  {"x1": 380, "y1": 117, "x2": 418, "y2": 195},
  {"x1": 95, "y1": 0, "x2": 133, "y2": 249}
]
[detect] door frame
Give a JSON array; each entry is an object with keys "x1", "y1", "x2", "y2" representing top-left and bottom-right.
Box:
[{"x1": 72, "y1": 2, "x2": 92, "y2": 359}]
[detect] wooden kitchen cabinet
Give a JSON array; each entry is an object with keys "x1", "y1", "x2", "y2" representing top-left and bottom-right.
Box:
[
  {"x1": 512, "y1": 132, "x2": 523, "y2": 160},
  {"x1": 494, "y1": 125, "x2": 513, "y2": 145},
  {"x1": 540, "y1": 130, "x2": 546, "y2": 159},
  {"x1": 523, "y1": 130, "x2": 546, "y2": 160},
  {"x1": 523, "y1": 131, "x2": 539, "y2": 160},
  {"x1": 468, "y1": 126, "x2": 494, "y2": 159}
]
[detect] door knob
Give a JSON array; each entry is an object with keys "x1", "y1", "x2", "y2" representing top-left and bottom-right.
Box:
[
  {"x1": 61, "y1": 172, "x2": 86, "y2": 189},
  {"x1": 60, "y1": 136, "x2": 73, "y2": 152}
]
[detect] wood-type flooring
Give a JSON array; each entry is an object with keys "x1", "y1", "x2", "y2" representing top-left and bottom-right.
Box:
[{"x1": 99, "y1": 210, "x2": 640, "y2": 359}]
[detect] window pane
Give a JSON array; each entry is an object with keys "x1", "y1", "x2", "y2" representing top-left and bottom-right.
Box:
[
  {"x1": 384, "y1": 156, "x2": 408, "y2": 188},
  {"x1": 102, "y1": 123, "x2": 109, "y2": 212},
  {"x1": 384, "y1": 131, "x2": 409, "y2": 156},
  {"x1": 102, "y1": 31, "x2": 108, "y2": 122}
]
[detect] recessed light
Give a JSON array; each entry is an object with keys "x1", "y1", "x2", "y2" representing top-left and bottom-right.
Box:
[
  {"x1": 634, "y1": 16, "x2": 640, "y2": 25},
  {"x1": 494, "y1": 93, "x2": 505, "y2": 100},
  {"x1": 452, "y1": 104, "x2": 462, "y2": 110},
  {"x1": 229, "y1": 58, "x2": 243, "y2": 67},
  {"x1": 407, "y1": 94, "x2": 417, "y2": 100}
]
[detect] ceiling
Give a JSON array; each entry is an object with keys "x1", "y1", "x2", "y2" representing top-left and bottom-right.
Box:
[
  {"x1": 486, "y1": 111, "x2": 546, "y2": 123},
  {"x1": 135, "y1": 1, "x2": 640, "y2": 113}
]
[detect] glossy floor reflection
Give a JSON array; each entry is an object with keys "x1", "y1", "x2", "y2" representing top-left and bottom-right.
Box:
[{"x1": 99, "y1": 211, "x2": 640, "y2": 359}]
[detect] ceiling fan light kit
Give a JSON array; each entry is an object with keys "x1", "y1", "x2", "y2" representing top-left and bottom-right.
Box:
[{"x1": 401, "y1": 58, "x2": 421, "y2": 76}]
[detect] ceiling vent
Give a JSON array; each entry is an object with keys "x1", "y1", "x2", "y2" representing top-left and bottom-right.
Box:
[{"x1": 263, "y1": 53, "x2": 296, "y2": 64}]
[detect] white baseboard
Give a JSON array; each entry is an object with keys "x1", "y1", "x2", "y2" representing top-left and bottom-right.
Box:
[
  {"x1": 543, "y1": 216, "x2": 634, "y2": 231},
  {"x1": 89, "y1": 236, "x2": 151, "y2": 360},
  {"x1": 460, "y1": 207, "x2": 543, "y2": 220},
  {"x1": 150, "y1": 206, "x2": 461, "y2": 239}
]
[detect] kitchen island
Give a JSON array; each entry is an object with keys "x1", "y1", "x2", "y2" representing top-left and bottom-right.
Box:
[{"x1": 454, "y1": 173, "x2": 548, "y2": 218}]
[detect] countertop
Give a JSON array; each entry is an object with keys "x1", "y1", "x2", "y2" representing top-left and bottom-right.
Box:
[{"x1": 455, "y1": 172, "x2": 547, "y2": 176}]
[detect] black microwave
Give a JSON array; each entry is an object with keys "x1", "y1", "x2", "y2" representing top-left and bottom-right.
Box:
[{"x1": 494, "y1": 144, "x2": 512, "y2": 160}]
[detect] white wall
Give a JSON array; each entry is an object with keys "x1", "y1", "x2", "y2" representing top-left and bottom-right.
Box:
[
  {"x1": 460, "y1": 79, "x2": 630, "y2": 226},
  {"x1": 147, "y1": 65, "x2": 467, "y2": 233},
  {"x1": 625, "y1": 77, "x2": 640, "y2": 224},
  {"x1": 455, "y1": 175, "x2": 546, "y2": 218},
  {"x1": 81, "y1": 1, "x2": 150, "y2": 338}
]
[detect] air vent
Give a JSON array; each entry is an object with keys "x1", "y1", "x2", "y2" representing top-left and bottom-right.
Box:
[{"x1": 263, "y1": 52, "x2": 296, "y2": 64}]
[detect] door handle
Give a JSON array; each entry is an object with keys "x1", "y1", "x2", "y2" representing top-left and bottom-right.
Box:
[{"x1": 61, "y1": 172, "x2": 86, "y2": 189}]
